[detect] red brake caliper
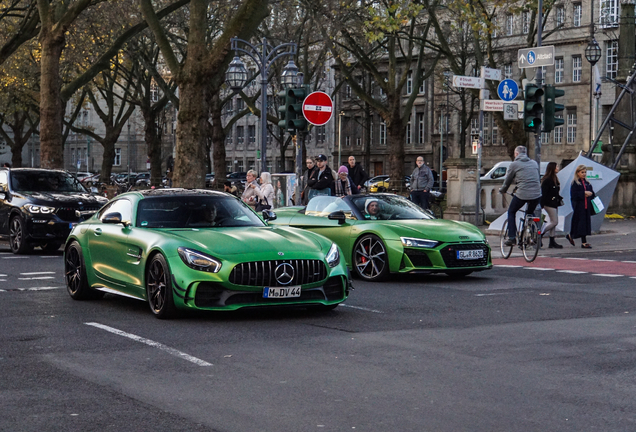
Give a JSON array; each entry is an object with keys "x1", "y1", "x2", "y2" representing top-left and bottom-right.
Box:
[{"x1": 360, "y1": 243, "x2": 368, "y2": 263}]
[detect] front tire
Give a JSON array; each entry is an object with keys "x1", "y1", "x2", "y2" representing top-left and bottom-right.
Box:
[
  {"x1": 353, "y1": 234, "x2": 389, "y2": 282},
  {"x1": 499, "y1": 220, "x2": 513, "y2": 259},
  {"x1": 522, "y1": 220, "x2": 540, "y2": 262},
  {"x1": 146, "y1": 254, "x2": 178, "y2": 319},
  {"x1": 9, "y1": 216, "x2": 32, "y2": 254},
  {"x1": 65, "y1": 241, "x2": 102, "y2": 300}
]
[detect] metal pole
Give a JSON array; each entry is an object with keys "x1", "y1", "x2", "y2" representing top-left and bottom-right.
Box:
[
  {"x1": 295, "y1": 133, "x2": 303, "y2": 205},
  {"x1": 439, "y1": 111, "x2": 443, "y2": 178},
  {"x1": 534, "y1": 0, "x2": 544, "y2": 170},
  {"x1": 260, "y1": 38, "x2": 268, "y2": 174},
  {"x1": 476, "y1": 68, "x2": 485, "y2": 226},
  {"x1": 338, "y1": 112, "x2": 344, "y2": 166},
  {"x1": 127, "y1": 122, "x2": 131, "y2": 183}
]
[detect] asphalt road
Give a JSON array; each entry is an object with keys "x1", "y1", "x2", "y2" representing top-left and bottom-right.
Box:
[{"x1": 2, "y1": 244, "x2": 636, "y2": 431}]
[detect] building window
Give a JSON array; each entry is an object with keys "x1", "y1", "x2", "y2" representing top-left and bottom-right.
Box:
[
  {"x1": 380, "y1": 121, "x2": 386, "y2": 146},
  {"x1": 236, "y1": 126, "x2": 244, "y2": 144},
  {"x1": 471, "y1": 117, "x2": 479, "y2": 137},
  {"x1": 225, "y1": 129, "x2": 233, "y2": 145},
  {"x1": 492, "y1": 117, "x2": 498, "y2": 145},
  {"x1": 419, "y1": 77, "x2": 425, "y2": 94},
  {"x1": 541, "y1": 66, "x2": 547, "y2": 86},
  {"x1": 606, "y1": 40, "x2": 618, "y2": 79},
  {"x1": 600, "y1": 0, "x2": 619, "y2": 27},
  {"x1": 555, "y1": 58, "x2": 564, "y2": 84},
  {"x1": 248, "y1": 125, "x2": 256, "y2": 144},
  {"x1": 504, "y1": 63, "x2": 512, "y2": 79},
  {"x1": 236, "y1": 98, "x2": 244, "y2": 111},
  {"x1": 71, "y1": 148, "x2": 76, "y2": 164},
  {"x1": 345, "y1": 136, "x2": 351, "y2": 146},
  {"x1": 417, "y1": 113, "x2": 425, "y2": 144},
  {"x1": 567, "y1": 112, "x2": 577, "y2": 143},
  {"x1": 572, "y1": 56, "x2": 582, "y2": 82},
  {"x1": 541, "y1": 132, "x2": 550, "y2": 145},
  {"x1": 492, "y1": 15, "x2": 498, "y2": 38},
  {"x1": 237, "y1": 160, "x2": 244, "y2": 172},
  {"x1": 522, "y1": 11, "x2": 530, "y2": 34},
  {"x1": 317, "y1": 126, "x2": 326, "y2": 143},
  {"x1": 114, "y1": 148, "x2": 121, "y2": 166},
  {"x1": 356, "y1": 137, "x2": 361, "y2": 146},
  {"x1": 556, "y1": 6, "x2": 565, "y2": 27},
  {"x1": 150, "y1": 83, "x2": 159, "y2": 102},
  {"x1": 406, "y1": 70, "x2": 413, "y2": 95},
  {"x1": 573, "y1": 3, "x2": 582, "y2": 26},
  {"x1": 506, "y1": 14, "x2": 514, "y2": 35},
  {"x1": 554, "y1": 117, "x2": 564, "y2": 144},
  {"x1": 345, "y1": 84, "x2": 352, "y2": 99},
  {"x1": 406, "y1": 121, "x2": 411, "y2": 144}
]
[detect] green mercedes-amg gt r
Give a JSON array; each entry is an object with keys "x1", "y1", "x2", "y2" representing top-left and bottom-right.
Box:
[
  {"x1": 64, "y1": 189, "x2": 350, "y2": 318},
  {"x1": 270, "y1": 194, "x2": 492, "y2": 281}
]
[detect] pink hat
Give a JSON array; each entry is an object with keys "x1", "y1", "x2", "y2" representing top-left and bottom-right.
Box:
[{"x1": 338, "y1": 166, "x2": 348, "y2": 174}]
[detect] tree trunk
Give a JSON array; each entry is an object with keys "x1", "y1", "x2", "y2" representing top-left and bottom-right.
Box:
[
  {"x1": 39, "y1": 33, "x2": 65, "y2": 169},
  {"x1": 210, "y1": 93, "x2": 227, "y2": 188},
  {"x1": 100, "y1": 135, "x2": 117, "y2": 182},
  {"x1": 385, "y1": 101, "x2": 406, "y2": 193}
]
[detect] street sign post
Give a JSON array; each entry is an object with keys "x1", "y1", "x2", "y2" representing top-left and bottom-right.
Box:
[
  {"x1": 503, "y1": 103, "x2": 518, "y2": 121},
  {"x1": 481, "y1": 67, "x2": 502, "y2": 81},
  {"x1": 518, "y1": 46, "x2": 555, "y2": 69},
  {"x1": 302, "y1": 91, "x2": 333, "y2": 126},
  {"x1": 480, "y1": 100, "x2": 524, "y2": 112},
  {"x1": 451, "y1": 75, "x2": 484, "y2": 89},
  {"x1": 497, "y1": 79, "x2": 519, "y2": 101}
]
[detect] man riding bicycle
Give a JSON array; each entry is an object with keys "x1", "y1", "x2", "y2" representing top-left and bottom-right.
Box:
[{"x1": 499, "y1": 146, "x2": 541, "y2": 246}]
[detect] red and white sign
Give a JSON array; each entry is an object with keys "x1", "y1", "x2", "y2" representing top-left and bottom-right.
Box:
[{"x1": 302, "y1": 91, "x2": 333, "y2": 126}]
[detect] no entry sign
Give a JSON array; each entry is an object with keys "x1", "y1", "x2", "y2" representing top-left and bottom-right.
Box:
[{"x1": 302, "y1": 91, "x2": 333, "y2": 126}]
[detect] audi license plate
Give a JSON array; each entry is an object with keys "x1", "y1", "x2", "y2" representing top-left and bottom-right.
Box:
[
  {"x1": 457, "y1": 249, "x2": 483, "y2": 260},
  {"x1": 263, "y1": 286, "x2": 301, "y2": 298}
]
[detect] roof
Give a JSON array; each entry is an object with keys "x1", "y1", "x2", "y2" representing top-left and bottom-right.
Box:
[{"x1": 137, "y1": 188, "x2": 227, "y2": 198}]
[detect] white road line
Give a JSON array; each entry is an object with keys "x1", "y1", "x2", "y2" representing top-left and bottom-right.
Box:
[
  {"x1": 40, "y1": 256, "x2": 61, "y2": 259},
  {"x1": 563, "y1": 257, "x2": 588, "y2": 260},
  {"x1": 592, "y1": 259, "x2": 616, "y2": 262},
  {"x1": 338, "y1": 304, "x2": 383, "y2": 313},
  {"x1": 523, "y1": 267, "x2": 555, "y2": 271},
  {"x1": 494, "y1": 264, "x2": 523, "y2": 268},
  {"x1": 20, "y1": 271, "x2": 56, "y2": 275},
  {"x1": 2, "y1": 256, "x2": 29, "y2": 259},
  {"x1": 84, "y1": 322, "x2": 213, "y2": 367},
  {"x1": 557, "y1": 270, "x2": 588, "y2": 274},
  {"x1": 475, "y1": 292, "x2": 531, "y2": 297},
  {"x1": 20, "y1": 286, "x2": 63, "y2": 291},
  {"x1": 0, "y1": 274, "x2": 6, "y2": 277},
  {"x1": 18, "y1": 276, "x2": 56, "y2": 280},
  {"x1": 591, "y1": 274, "x2": 624, "y2": 278},
  {"x1": 622, "y1": 261, "x2": 636, "y2": 264}
]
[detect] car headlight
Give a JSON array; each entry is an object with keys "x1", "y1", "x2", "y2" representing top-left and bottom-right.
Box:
[
  {"x1": 177, "y1": 247, "x2": 222, "y2": 273},
  {"x1": 401, "y1": 237, "x2": 439, "y2": 248},
  {"x1": 24, "y1": 204, "x2": 56, "y2": 214},
  {"x1": 326, "y1": 243, "x2": 340, "y2": 268}
]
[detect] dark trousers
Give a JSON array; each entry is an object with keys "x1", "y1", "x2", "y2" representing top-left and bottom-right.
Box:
[
  {"x1": 507, "y1": 196, "x2": 540, "y2": 239},
  {"x1": 411, "y1": 190, "x2": 430, "y2": 210}
]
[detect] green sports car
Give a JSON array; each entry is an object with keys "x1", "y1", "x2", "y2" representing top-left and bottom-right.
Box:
[
  {"x1": 64, "y1": 189, "x2": 350, "y2": 318},
  {"x1": 269, "y1": 194, "x2": 492, "y2": 281}
]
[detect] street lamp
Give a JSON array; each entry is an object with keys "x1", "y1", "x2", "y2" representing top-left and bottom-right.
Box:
[
  {"x1": 585, "y1": 38, "x2": 602, "y2": 150},
  {"x1": 585, "y1": 38, "x2": 602, "y2": 66},
  {"x1": 225, "y1": 37, "x2": 297, "y2": 174}
]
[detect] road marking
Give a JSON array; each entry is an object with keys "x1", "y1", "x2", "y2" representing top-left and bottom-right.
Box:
[
  {"x1": 593, "y1": 259, "x2": 616, "y2": 262},
  {"x1": 591, "y1": 274, "x2": 624, "y2": 278},
  {"x1": 557, "y1": 270, "x2": 588, "y2": 274},
  {"x1": 563, "y1": 257, "x2": 587, "y2": 260},
  {"x1": 623, "y1": 261, "x2": 636, "y2": 264},
  {"x1": 20, "y1": 271, "x2": 56, "y2": 275},
  {"x1": 523, "y1": 267, "x2": 554, "y2": 271},
  {"x1": 18, "y1": 276, "x2": 56, "y2": 280},
  {"x1": 0, "y1": 274, "x2": 6, "y2": 277},
  {"x1": 84, "y1": 322, "x2": 213, "y2": 367},
  {"x1": 494, "y1": 264, "x2": 523, "y2": 268},
  {"x1": 338, "y1": 304, "x2": 383, "y2": 313},
  {"x1": 2, "y1": 256, "x2": 29, "y2": 259},
  {"x1": 475, "y1": 292, "x2": 531, "y2": 297},
  {"x1": 40, "y1": 256, "x2": 61, "y2": 259}
]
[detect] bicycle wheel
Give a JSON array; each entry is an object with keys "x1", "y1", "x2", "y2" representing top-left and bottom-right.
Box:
[
  {"x1": 522, "y1": 219, "x2": 540, "y2": 262},
  {"x1": 500, "y1": 220, "x2": 513, "y2": 259},
  {"x1": 429, "y1": 202, "x2": 443, "y2": 219}
]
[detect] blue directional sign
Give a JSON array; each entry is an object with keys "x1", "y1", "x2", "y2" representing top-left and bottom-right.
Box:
[
  {"x1": 527, "y1": 50, "x2": 536, "y2": 65},
  {"x1": 497, "y1": 79, "x2": 519, "y2": 101}
]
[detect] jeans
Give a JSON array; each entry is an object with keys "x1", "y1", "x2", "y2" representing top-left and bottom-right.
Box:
[
  {"x1": 507, "y1": 196, "x2": 540, "y2": 240},
  {"x1": 411, "y1": 190, "x2": 430, "y2": 210}
]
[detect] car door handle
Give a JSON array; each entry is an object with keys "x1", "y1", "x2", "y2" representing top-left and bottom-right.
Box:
[{"x1": 94, "y1": 228, "x2": 102, "y2": 236}]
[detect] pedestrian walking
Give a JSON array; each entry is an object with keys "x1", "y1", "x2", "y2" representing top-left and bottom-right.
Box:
[
  {"x1": 307, "y1": 154, "x2": 333, "y2": 201},
  {"x1": 254, "y1": 172, "x2": 274, "y2": 211},
  {"x1": 566, "y1": 164, "x2": 595, "y2": 249},
  {"x1": 540, "y1": 162, "x2": 564, "y2": 248},
  {"x1": 347, "y1": 156, "x2": 367, "y2": 191},
  {"x1": 301, "y1": 158, "x2": 318, "y2": 205},
  {"x1": 333, "y1": 166, "x2": 359, "y2": 197},
  {"x1": 241, "y1": 169, "x2": 260, "y2": 208},
  {"x1": 410, "y1": 156, "x2": 434, "y2": 210}
]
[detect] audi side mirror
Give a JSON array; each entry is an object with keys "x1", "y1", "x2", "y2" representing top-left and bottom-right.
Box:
[
  {"x1": 328, "y1": 210, "x2": 346, "y2": 225},
  {"x1": 262, "y1": 209, "x2": 277, "y2": 221}
]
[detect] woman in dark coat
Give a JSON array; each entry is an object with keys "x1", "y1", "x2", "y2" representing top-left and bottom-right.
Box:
[
  {"x1": 540, "y1": 162, "x2": 563, "y2": 248},
  {"x1": 566, "y1": 164, "x2": 595, "y2": 248}
]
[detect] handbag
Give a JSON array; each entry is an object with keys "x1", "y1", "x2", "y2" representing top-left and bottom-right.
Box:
[
  {"x1": 255, "y1": 196, "x2": 271, "y2": 212},
  {"x1": 557, "y1": 195, "x2": 564, "y2": 207},
  {"x1": 591, "y1": 196, "x2": 604, "y2": 215}
]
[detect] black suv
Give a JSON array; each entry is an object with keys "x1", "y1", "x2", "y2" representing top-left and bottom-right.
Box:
[{"x1": 0, "y1": 168, "x2": 108, "y2": 253}]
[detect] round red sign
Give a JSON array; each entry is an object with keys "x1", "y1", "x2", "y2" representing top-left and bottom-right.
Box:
[{"x1": 302, "y1": 91, "x2": 334, "y2": 126}]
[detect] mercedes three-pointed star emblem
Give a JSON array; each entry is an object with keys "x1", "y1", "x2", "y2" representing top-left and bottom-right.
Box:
[{"x1": 275, "y1": 262, "x2": 295, "y2": 285}]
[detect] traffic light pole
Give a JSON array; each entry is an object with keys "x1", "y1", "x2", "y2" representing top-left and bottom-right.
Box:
[
  {"x1": 534, "y1": 0, "x2": 544, "y2": 171},
  {"x1": 475, "y1": 69, "x2": 486, "y2": 226}
]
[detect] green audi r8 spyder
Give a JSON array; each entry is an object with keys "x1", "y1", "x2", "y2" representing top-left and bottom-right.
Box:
[
  {"x1": 269, "y1": 194, "x2": 492, "y2": 281},
  {"x1": 64, "y1": 189, "x2": 350, "y2": 318}
]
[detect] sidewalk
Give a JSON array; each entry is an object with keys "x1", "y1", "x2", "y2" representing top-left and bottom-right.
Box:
[{"x1": 484, "y1": 217, "x2": 636, "y2": 258}]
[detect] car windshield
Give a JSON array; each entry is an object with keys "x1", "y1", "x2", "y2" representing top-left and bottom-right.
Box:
[
  {"x1": 136, "y1": 195, "x2": 266, "y2": 228},
  {"x1": 350, "y1": 195, "x2": 435, "y2": 220},
  {"x1": 306, "y1": 196, "x2": 354, "y2": 218},
  {"x1": 10, "y1": 171, "x2": 87, "y2": 193}
]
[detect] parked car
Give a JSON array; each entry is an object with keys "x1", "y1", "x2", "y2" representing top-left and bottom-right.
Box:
[
  {"x1": 205, "y1": 173, "x2": 215, "y2": 187},
  {"x1": 63, "y1": 189, "x2": 350, "y2": 318},
  {"x1": 0, "y1": 168, "x2": 108, "y2": 253},
  {"x1": 481, "y1": 161, "x2": 549, "y2": 181},
  {"x1": 364, "y1": 175, "x2": 389, "y2": 189},
  {"x1": 80, "y1": 172, "x2": 101, "y2": 187},
  {"x1": 270, "y1": 194, "x2": 492, "y2": 281},
  {"x1": 74, "y1": 171, "x2": 94, "y2": 181},
  {"x1": 367, "y1": 176, "x2": 411, "y2": 192},
  {"x1": 135, "y1": 172, "x2": 151, "y2": 187}
]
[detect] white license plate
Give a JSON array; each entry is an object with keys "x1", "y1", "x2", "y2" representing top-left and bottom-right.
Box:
[
  {"x1": 457, "y1": 249, "x2": 483, "y2": 260},
  {"x1": 263, "y1": 286, "x2": 301, "y2": 298}
]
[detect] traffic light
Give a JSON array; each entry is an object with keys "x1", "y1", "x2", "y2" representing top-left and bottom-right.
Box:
[
  {"x1": 278, "y1": 86, "x2": 308, "y2": 132},
  {"x1": 523, "y1": 83, "x2": 543, "y2": 133},
  {"x1": 543, "y1": 85, "x2": 565, "y2": 132}
]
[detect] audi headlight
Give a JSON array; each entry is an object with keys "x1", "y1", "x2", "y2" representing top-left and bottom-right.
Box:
[
  {"x1": 326, "y1": 243, "x2": 340, "y2": 267},
  {"x1": 177, "y1": 247, "x2": 222, "y2": 273},
  {"x1": 401, "y1": 237, "x2": 439, "y2": 249},
  {"x1": 24, "y1": 204, "x2": 56, "y2": 214}
]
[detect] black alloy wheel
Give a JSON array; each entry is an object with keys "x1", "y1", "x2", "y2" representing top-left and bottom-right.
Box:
[
  {"x1": 353, "y1": 234, "x2": 389, "y2": 282},
  {"x1": 9, "y1": 216, "x2": 32, "y2": 254},
  {"x1": 65, "y1": 241, "x2": 102, "y2": 300},
  {"x1": 146, "y1": 254, "x2": 177, "y2": 319}
]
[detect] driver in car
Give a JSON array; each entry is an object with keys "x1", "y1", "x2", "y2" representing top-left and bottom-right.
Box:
[{"x1": 364, "y1": 199, "x2": 383, "y2": 220}]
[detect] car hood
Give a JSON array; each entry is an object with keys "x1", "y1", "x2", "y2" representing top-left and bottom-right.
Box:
[
  {"x1": 15, "y1": 191, "x2": 107, "y2": 206},
  {"x1": 382, "y1": 219, "x2": 485, "y2": 243},
  {"x1": 163, "y1": 225, "x2": 328, "y2": 256}
]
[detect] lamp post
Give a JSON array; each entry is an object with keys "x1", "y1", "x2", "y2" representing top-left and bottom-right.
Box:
[
  {"x1": 226, "y1": 37, "x2": 297, "y2": 174},
  {"x1": 585, "y1": 38, "x2": 602, "y2": 148},
  {"x1": 338, "y1": 111, "x2": 345, "y2": 166}
]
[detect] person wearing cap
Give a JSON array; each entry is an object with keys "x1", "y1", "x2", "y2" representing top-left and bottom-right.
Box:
[
  {"x1": 332, "y1": 165, "x2": 359, "y2": 197},
  {"x1": 410, "y1": 156, "x2": 434, "y2": 210},
  {"x1": 347, "y1": 156, "x2": 367, "y2": 191},
  {"x1": 364, "y1": 198, "x2": 382, "y2": 220},
  {"x1": 307, "y1": 154, "x2": 333, "y2": 201}
]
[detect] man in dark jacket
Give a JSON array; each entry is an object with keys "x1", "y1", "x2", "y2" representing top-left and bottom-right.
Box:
[
  {"x1": 307, "y1": 154, "x2": 334, "y2": 201},
  {"x1": 347, "y1": 156, "x2": 367, "y2": 191},
  {"x1": 301, "y1": 157, "x2": 318, "y2": 205},
  {"x1": 410, "y1": 156, "x2": 434, "y2": 210},
  {"x1": 499, "y1": 145, "x2": 541, "y2": 246}
]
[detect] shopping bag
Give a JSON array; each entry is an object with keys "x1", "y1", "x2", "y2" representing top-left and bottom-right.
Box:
[{"x1": 591, "y1": 196, "x2": 604, "y2": 214}]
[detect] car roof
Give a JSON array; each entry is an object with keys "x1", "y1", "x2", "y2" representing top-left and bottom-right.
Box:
[{"x1": 136, "y1": 188, "x2": 228, "y2": 198}]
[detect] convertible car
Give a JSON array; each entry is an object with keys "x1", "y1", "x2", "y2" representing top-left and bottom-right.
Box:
[
  {"x1": 270, "y1": 194, "x2": 492, "y2": 281},
  {"x1": 64, "y1": 189, "x2": 350, "y2": 318}
]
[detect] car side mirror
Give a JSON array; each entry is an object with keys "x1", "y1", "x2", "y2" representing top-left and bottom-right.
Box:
[
  {"x1": 262, "y1": 209, "x2": 277, "y2": 221},
  {"x1": 328, "y1": 210, "x2": 346, "y2": 225},
  {"x1": 102, "y1": 212, "x2": 123, "y2": 225}
]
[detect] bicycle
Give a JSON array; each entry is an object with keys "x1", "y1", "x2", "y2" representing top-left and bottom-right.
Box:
[{"x1": 499, "y1": 196, "x2": 542, "y2": 263}]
